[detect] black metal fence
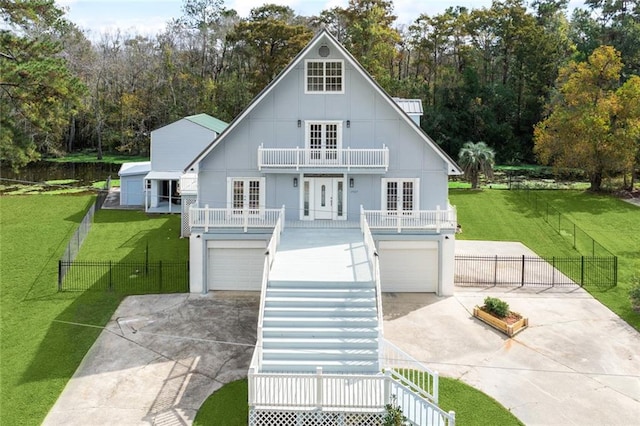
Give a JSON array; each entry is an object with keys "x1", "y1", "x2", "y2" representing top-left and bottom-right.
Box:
[
  {"x1": 515, "y1": 189, "x2": 616, "y2": 258},
  {"x1": 58, "y1": 260, "x2": 189, "y2": 294},
  {"x1": 455, "y1": 255, "x2": 617, "y2": 290}
]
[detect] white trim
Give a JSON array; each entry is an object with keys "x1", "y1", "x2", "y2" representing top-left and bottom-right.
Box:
[
  {"x1": 304, "y1": 59, "x2": 345, "y2": 94},
  {"x1": 381, "y1": 178, "x2": 420, "y2": 213}
]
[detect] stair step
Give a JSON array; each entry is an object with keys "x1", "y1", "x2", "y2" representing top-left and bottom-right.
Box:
[
  {"x1": 263, "y1": 306, "x2": 377, "y2": 317},
  {"x1": 262, "y1": 337, "x2": 378, "y2": 349},
  {"x1": 262, "y1": 348, "x2": 378, "y2": 361},
  {"x1": 267, "y1": 288, "x2": 375, "y2": 296},
  {"x1": 264, "y1": 297, "x2": 375, "y2": 307},
  {"x1": 262, "y1": 327, "x2": 378, "y2": 338},
  {"x1": 269, "y1": 280, "x2": 374, "y2": 289},
  {"x1": 260, "y1": 359, "x2": 379, "y2": 374},
  {"x1": 263, "y1": 317, "x2": 378, "y2": 328}
]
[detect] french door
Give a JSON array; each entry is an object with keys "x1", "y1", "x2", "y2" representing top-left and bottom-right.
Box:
[{"x1": 307, "y1": 122, "x2": 341, "y2": 164}]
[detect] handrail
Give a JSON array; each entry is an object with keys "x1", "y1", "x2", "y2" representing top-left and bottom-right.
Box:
[
  {"x1": 380, "y1": 339, "x2": 440, "y2": 403},
  {"x1": 363, "y1": 207, "x2": 457, "y2": 233},
  {"x1": 360, "y1": 205, "x2": 384, "y2": 366},
  {"x1": 387, "y1": 373, "x2": 456, "y2": 426},
  {"x1": 251, "y1": 205, "x2": 285, "y2": 375}
]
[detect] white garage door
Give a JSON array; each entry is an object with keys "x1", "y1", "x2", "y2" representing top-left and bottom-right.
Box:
[
  {"x1": 207, "y1": 240, "x2": 266, "y2": 290},
  {"x1": 378, "y1": 241, "x2": 439, "y2": 292},
  {"x1": 121, "y1": 176, "x2": 144, "y2": 206}
]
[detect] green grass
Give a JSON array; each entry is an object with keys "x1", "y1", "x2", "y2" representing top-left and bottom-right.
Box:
[
  {"x1": 76, "y1": 209, "x2": 188, "y2": 262},
  {"x1": 450, "y1": 189, "x2": 640, "y2": 330},
  {"x1": 45, "y1": 151, "x2": 149, "y2": 164},
  {"x1": 193, "y1": 377, "x2": 522, "y2": 425},
  {"x1": 0, "y1": 196, "x2": 187, "y2": 425}
]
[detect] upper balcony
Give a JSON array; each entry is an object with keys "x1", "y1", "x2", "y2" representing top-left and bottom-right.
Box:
[{"x1": 258, "y1": 145, "x2": 389, "y2": 173}]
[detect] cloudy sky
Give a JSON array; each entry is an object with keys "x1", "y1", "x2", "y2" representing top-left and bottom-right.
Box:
[{"x1": 56, "y1": 0, "x2": 586, "y2": 38}]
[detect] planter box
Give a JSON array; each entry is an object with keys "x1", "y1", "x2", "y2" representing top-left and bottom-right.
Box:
[{"x1": 473, "y1": 307, "x2": 528, "y2": 337}]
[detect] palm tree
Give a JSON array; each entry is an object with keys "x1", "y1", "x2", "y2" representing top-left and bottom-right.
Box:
[{"x1": 458, "y1": 141, "x2": 495, "y2": 189}]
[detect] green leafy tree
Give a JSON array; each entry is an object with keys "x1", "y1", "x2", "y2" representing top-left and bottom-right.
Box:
[
  {"x1": 458, "y1": 141, "x2": 496, "y2": 189},
  {"x1": 0, "y1": 0, "x2": 85, "y2": 168},
  {"x1": 534, "y1": 45, "x2": 639, "y2": 191}
]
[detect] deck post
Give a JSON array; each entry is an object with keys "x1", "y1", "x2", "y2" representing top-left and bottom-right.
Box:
[
  {"x1": 316, "y1": 367, "x2": 323, "y2": 408},
  {"x1": 248, "y1": 367, "x2": 255, "y2": 406}
]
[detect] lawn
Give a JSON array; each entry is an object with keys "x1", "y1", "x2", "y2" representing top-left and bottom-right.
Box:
[
  {"x1": 193, "y1": 377, "x2": 523, "y2": 426},
  {"x1": 0, "y1": 196, "x2": 186, "y2": 425},
  {"x1": 450, "y1": 189, "x2": 640, "y2": 330}
]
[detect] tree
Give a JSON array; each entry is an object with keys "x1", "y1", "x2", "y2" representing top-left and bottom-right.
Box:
[
  {"x1": 534, "y1": 45, "x2": 639, "y2": 191},
  {"x1": 0, "y1": 0, "x2": 85, "y2": 168},
  {"x1": 458, "y1": 141, "x2": 496, "y2": 189}
]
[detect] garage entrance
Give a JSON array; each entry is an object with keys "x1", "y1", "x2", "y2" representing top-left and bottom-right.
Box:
[
  {"x1": 378, "y1": 240, "x2": 438, "y2": 292},
  {"x1": 207, "y1": 240, "x2": 266, "y2": 290}
]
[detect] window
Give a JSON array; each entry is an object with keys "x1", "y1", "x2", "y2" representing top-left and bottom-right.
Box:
[
  {"x1": 227, "y1": 177, "x2": 265, "y2": 215},
  {"x1": 305, "y1": 60, "x2": 344, "y2": 93},
  {"x1": 382, "y1": 178, "x2": 419, "y2": 214}
]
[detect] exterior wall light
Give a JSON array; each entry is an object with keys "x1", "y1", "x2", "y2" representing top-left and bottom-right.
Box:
[
  {"x1": 297, "y1": 119, "x2": 301, "y2": 127},
  {"x1": 349, "y1": 178, "x2": 354, "y2": 188},
  {"x1": 346, "y1": 120, "x2": 350, "y2": 128},
  {"x1": 293, "y1": 177, "x2": 298, "y2": 187}
]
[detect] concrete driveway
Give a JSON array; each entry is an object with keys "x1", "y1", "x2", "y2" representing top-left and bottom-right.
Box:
[
  {"x1": 384, "y1": 286, "x2": 640, "y2": 425},
  {"x1": 44, "y1": 292, "x2": 259, "y2": 426}
]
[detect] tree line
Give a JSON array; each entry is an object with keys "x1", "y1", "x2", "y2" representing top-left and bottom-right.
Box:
[{"x1": 1, "y1": 0, "x2": 639, "y2": 190}]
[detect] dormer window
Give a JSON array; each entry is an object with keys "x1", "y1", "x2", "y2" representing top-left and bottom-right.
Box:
[{"x1": 305, "y1": 60, "x2": 344, "y2": 94}]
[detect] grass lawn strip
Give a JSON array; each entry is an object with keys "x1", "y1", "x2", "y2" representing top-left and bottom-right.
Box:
[{"x1": 192, "y1": 378, "x2": 523, "y2": 425}]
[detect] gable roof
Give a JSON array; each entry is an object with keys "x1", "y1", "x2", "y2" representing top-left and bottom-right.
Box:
[
  {"x1": 185, "y1": 29, "x2": 462, "y2": 175},
  {"x1": 184, "y1": 113, "x2": 228, "y2": 134}
]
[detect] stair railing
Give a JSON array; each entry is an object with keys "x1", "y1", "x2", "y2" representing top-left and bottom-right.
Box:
[
  {"x1": 386, "y1": 372, "x2": 455, "y2": 426},
  {"x1": 360, "y1": 205, "x2": 384, "y2": 367},
  {"x1": 251, "y1": 205, "x2": 286, "y2": 374}
]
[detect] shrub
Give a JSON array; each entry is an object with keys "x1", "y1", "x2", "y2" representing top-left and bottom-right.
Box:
[{"x1": 483, "y1": 297, "x2": 510, "y2": 318}]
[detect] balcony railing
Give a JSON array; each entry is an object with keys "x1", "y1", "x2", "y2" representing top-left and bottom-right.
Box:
[
  {"x1": 363, "y1": 206, "x2": 457, "y2": 233},
  {"x1": 258, "y1": 145, "x2": 389, "y2": 171},
  {"x1": 189, "y1": 205, "x2": 283, "y2": 232}
]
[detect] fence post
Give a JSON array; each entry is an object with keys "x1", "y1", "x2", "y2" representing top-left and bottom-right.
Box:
[
  {"x1": 494, "y1": 255, "x2": 498, "y2": 285},
  {"x1": 573, "y1": 224, "x2": 576, "y2": 249},
  {"x1": 521, "y1": 255, "x2": 525, "y2": 286},
  {"x1": 109, "y1": 260, "x2": 113, "y2": 291},
  {"x1": 145, "y1": 241, "x2": 149, "y2": 275},
  {"x1": 58, "y1": 260, "x2": 63, "y2": 291},
  {"x1": 159, "y1": 260, "x2": 163, "y2": 292},
  {"x1": 580, "y1": 256, "x2": 584, "y2": 287},
  {"x1": 552, "y1": 257, "x2": 555, "y2": 287},
  {"x1": 614, "y1": 256, "x2": 618, "y2": 286},
  {"x1": 592, "y1": 239, "x2": 595, "y2": 257}
]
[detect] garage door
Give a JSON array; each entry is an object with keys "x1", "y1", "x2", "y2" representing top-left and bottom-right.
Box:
[
  {"x1": 378, "y1": 241, "x2": 438, "y2": 292},
  {"x1": 121, "y1": 176, "x2": 144, "y2": 206},
  {"x1": 207, "y1": 240, "x2": 266, "y2": 290}
]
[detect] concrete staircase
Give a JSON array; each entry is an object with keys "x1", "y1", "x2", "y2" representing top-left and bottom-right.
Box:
[{"x1": 261, "y1": 280, "x2": 379, "y2": 373}]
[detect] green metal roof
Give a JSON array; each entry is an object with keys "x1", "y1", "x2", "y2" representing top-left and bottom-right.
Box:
[{"x1": 185, "y1": 113, "x2": 228, "y2": 134}]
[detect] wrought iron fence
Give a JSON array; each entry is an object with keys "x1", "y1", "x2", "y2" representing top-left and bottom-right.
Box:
[
  {"x1": 515, "y1": 189, "x2": 616, "y2": 258},
  {"x1": 455, "y1": 255, "x2": 617, "y2": 290},
  {"x1": 58, "y1": 260, "x2": 189, "y2": 294}
]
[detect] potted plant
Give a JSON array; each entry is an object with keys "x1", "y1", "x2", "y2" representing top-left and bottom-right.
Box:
[{"x1": 473, "y1": 296, "x2": 528, "y2": 337}]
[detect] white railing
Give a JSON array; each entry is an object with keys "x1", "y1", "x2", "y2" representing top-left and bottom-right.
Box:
[
  {"x1": 247, "y1": 369, "x2": 455, "y2": 426},
  {"x1": 189, "y1": 205, "x2": 282, "y2": 232},
  {"x1": 380, "y1": 339, "x2": 440, "y2": 403},
  {"x1": 364, "y1": 206, "x2": 457, "y2": 233},
  {"x1": 258, "y1": 145, "x2": 389, "y2": 171},
  {"x1": 250, "y1": 205, "x2": 285, "y2": 373},
  {"x1": 360, "y1": 205, "x2": 384, "y2": 366},
  {"x1": 389, "y1": 374, "x2": 456, "y2": 426}
]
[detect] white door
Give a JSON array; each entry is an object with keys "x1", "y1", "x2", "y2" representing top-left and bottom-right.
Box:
[
  {"x1": 121, "y1": 176, "x2": 144, "y2": 205},
  {"x1": 307, "y1": 122, "x2": 340, "y2": 165},
  {"x1": 314, "y1": 178, "x2": 334, "y2": 219},
  {"x1": 378, "y1": 241, "x2": 439, "y2": 292}
]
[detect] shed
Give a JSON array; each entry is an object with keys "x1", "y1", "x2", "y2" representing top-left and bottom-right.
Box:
[{"x1": 118, "y1": 161, "x2": 150, "y2": 206}]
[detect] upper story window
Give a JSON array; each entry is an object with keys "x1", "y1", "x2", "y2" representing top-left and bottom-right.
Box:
[{"x1": 305, "y1": 60, "x2": 344, "y2": 94}]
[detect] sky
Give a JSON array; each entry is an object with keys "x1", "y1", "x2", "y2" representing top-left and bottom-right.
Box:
[{"x1": 56, "y1": 0, "x2": 586, "y2": 38}]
